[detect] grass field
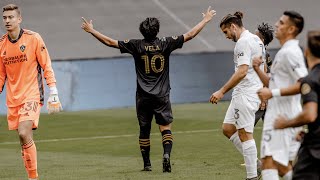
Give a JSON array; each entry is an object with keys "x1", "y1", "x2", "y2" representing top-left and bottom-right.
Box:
[{"x1": 0, "y1": 102, "x2": 263, "y2": 180}]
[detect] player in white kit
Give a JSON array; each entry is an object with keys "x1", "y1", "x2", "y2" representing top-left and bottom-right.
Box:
[
  {"x1": 252, "y1": 11, "x2": 307, "y2": 180},
  {"x1": 209, "y1": 11, "x2": 265, "y2": 180}
]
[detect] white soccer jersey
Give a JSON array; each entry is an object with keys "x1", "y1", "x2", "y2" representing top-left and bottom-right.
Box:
[
  {"x1": 232, "y1": 30, "x2": 265, "y2": 102},
  {"x1": 264, "y1": 39, "x2": 308, "y2": 129}
]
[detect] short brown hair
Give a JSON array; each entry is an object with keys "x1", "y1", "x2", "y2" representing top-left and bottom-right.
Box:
[
  {"x1": 307, "y1": 30, "x2": 320, "y2": 58},
  {"x1": 3, "y1": 4, "x2": 21, "y2": 16},
  {"x1": 283, "y1": 11, "x2": 304, "y2": 36}
]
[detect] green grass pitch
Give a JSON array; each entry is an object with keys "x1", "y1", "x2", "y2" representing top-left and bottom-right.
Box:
[{"x1": 0, "y1": 102, "x2": 263, "y2": 180}]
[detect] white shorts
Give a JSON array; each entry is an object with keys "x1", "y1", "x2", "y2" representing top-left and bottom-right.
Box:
[
  {"x1": 223, "y1": 95, "x2": 259, "y2": 133},
  {"x1": 260, "y1": 127, "x2": 301, "y2": 166}
]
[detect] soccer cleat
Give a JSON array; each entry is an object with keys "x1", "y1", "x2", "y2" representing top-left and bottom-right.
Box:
[
  {"x1": 241, "y1": 159, "x2": 262, "y2": 180},
  {"x1": 141, "y1": 156, "x2": 152, "y2": 171},
  {"x1": 245, "y1": 177, "x2": 258, "y2": 180},
  {"x1": 162, "y1": 154, "x2": 171, "y2": 173},
  {"x1": 141, "y1": 165, "x2": 152, "y2": 171}
]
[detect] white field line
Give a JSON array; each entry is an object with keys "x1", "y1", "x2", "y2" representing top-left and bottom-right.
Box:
[
  {"x1": 152, "y1": 0, "x2": 216, "y2": 51},
  {"x1": 0, "y1": 127, "x2": 262, "y2": 145}
]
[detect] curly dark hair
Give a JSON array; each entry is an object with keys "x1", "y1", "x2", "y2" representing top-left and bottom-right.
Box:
[
  {"x1": 257, "y1": 22, "x2": 274, "y2": 46},
  {"x1": 139, "y1": 17, "x2": 160, "y2": 41}
]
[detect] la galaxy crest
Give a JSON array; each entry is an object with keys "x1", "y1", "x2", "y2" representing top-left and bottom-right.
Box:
[{"x1": 20, "y1": 45, "x2": 26, "y2": 52}]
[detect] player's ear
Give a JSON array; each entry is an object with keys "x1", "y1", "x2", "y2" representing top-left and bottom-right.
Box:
[
  {"x1": 231, "y1": 23, "x2": 237, "y2": 31},
  {"x1": 288, "y1": 25, "x2": 296, "y2": 36},
  {"x1": 18, "y1": 15, "x2": 22, "y2": 24}
]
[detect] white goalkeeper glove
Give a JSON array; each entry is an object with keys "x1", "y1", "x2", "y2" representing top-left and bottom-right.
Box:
[{"x1": 47, "y1": 86, "x2": 63, "y2": 114}]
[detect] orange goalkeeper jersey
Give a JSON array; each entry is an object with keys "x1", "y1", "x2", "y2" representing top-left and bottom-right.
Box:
[{"x1": 0, "y1": 29, "x2": 56, "y2": 107}]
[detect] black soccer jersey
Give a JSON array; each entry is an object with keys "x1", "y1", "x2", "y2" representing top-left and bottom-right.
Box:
[
  {"x1": 118, "y1": 35, "x2": 184, "y2": 97},
  {"x1": 265, "y1": 51, "x2": 272, "y2": 73},
  {"x1": 300, "y1": 63, "x2": 320, "y2": 148}
]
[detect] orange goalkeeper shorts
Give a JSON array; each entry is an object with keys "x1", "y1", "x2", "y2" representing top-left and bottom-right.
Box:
[{"x1": 7, "y1": 101, "x2": 42, "y2": 130}]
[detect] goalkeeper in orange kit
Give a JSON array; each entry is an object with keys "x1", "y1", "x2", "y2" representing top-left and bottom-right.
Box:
[{"x1": 0, "y1": 4, "x2": 62, "y2": 180}]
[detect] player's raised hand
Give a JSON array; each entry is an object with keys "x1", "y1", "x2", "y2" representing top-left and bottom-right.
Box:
[
  {"x1": 209, "y1": 90, "x2": 224, "y2": 104},
  {"x1": 202, "y1": 6, "x2": 216, "y2": 23},
  {"x1": 81, "y1": 17, "x2": 94, "y2": 33},
  {"x1": 274, "y1": 115, "x2": 289, "y2": 129},
  {"x1": 257, "y1": 87, "x2": 272, "y2": 101},
  {"x1": 252, "y1": 56, "x2": 263, "y2": 71}
]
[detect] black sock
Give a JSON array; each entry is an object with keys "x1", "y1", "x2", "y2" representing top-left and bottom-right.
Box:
[
  {"x1": 139, "y1": 138, "x2": 151, "y2": 166},
  {"x1": 161, "y1": 130, "x2": 173, "y2": 156}
]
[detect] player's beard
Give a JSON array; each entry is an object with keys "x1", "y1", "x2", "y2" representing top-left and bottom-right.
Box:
[{"x1": 232, "y1": 30, "x2": 237, "y2": 42}]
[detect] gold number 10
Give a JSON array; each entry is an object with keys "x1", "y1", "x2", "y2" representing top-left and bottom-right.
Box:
[{"x1": 141, "y1": 55, "x2": 165, "y2": 74}]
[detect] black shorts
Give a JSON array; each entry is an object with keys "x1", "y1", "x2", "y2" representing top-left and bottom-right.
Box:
[
  {"x1": 293, "y1": 145, "x2": 320, "y2": 180},
  {"x1": 136, "y1": 93, "x2": 173, "y2": 126}
]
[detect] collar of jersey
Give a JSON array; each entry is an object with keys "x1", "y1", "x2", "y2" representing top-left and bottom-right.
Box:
[
  {"x1": 239, "y1": 30, "x2": 249, "y2": 39},
  {"x1": 282, "y1": 39, "x2": 299, "y2": 49},
  {"x1": 8, "y1": 28, "x2": 24, "y2": 44}
]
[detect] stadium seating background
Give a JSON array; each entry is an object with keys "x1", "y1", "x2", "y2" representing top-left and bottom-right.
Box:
[
  {"x1": 0, "y1": 0, "x2": 318, "y2": 60},
  {"x1": 0, "y1": 0, "x2": 318, "y2": 113}
]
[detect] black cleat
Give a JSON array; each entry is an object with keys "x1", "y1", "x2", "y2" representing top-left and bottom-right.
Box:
[
  {"x1": 162, "y1": 154, "x2": 171, "y2": 173},
  {"x1": 141, "y1": 165, "x2": 152, "y2": 171},
  {"x1": 246, "y1": 177, "x2": 258, "y2": 180}
]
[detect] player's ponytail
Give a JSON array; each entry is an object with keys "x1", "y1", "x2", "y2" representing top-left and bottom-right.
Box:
[{"x1": 234, "y1": 11, "x2": 243, "y2": 20}]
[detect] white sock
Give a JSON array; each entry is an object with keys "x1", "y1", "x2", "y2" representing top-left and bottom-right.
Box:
[
  {"x1": 242, "y1": 139, "x2": 257, "y2": 178},
  {"x1": 283, "y1": 170, "x2": 292, "y2": 180},
  {"x1": 262, "y1": 169, "x2": 279, "y2": 180},
  {"x1": 229, "y1": 132, "x2": 243, "y2": 155}
]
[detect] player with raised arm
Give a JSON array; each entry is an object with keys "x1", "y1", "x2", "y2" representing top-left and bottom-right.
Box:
[
  {"x1": 252, "y1": 11, "x2": 307, "y2": 180},
  {"x1": 81, "y1": 6, "x2": 216, "y2": 172},
  {"x1": 0, "y1": 4, "x2": 62, "y2": 180},
  {"x1": 209, "y1": 11, "x2": 265, "y2": 180}
]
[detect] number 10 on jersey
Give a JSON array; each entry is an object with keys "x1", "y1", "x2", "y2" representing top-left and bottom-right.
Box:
[{"x1": 141, "y1": 55, "x2": 165, "y2": 74}]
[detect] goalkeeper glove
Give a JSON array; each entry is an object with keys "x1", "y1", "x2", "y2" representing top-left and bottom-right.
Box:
[{"x1": 47, "y1": 86, "x2": 63, "y2": 114}]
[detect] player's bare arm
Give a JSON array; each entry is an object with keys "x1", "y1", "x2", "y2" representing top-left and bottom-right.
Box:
[
  {"x1": 209, "y1": 64, "x2": 248, "y2": 104},
  {"x1": 274, "y1": 101, "x2": 318, "y2": 129},
  {"x1": 252, "y1": 56, "x2": 269, "y2": 87},
  {"x1": 257, "y1": 81, "x2": 301, "y2": 101},
  {"x1": 81, "y1": 17, "x2": 119, "y2": 48},
  {"x1": 183, "y1": 6, "x2": 216, "y2": 42}
]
